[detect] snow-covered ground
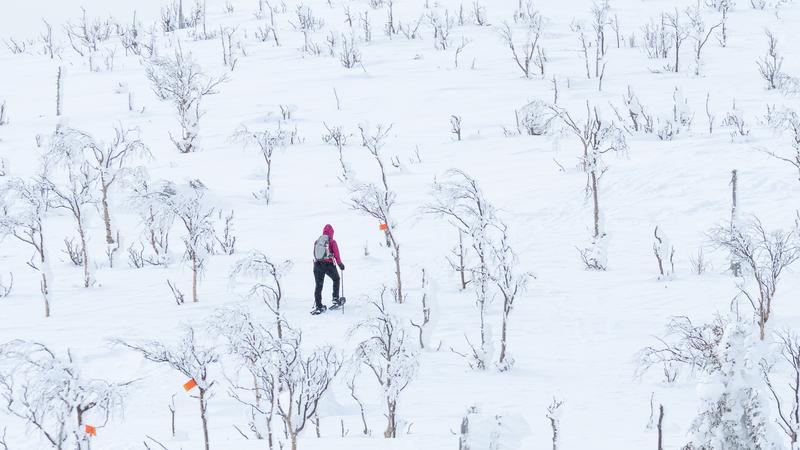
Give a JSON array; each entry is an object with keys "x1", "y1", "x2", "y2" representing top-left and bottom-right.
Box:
[{"x1": 1, "y1": 0, "x2": 800, "y2": 449}]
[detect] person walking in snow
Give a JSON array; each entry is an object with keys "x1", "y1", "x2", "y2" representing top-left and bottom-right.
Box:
[{"x1": 312, "y1": 224, "x2": 345, "y2": 314}]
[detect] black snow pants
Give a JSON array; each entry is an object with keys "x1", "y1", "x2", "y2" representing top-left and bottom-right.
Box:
[{"x1": 313, "y1": 261, "x2": 340, "y2": 308}]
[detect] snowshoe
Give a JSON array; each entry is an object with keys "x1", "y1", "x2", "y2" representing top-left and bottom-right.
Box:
[
  {"x1": 310, "y1": 304, "x2": 327, "y2": 315},
  {"x1": 329, "y1": 297, "x2": 347, "y2": 310}
]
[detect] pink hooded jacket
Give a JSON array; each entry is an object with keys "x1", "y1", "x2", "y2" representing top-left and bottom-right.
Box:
[{"x1": 318, "y1": 224, "x2": 343, "y2": 265}]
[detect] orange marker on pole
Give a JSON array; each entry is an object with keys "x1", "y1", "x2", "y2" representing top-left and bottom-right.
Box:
[
  {"x1": 379, "y1": 223, "x2": 388, "y2": 231},
  {"x1": 183, "y1": 379, "x2": 198, "y2": 391},
  {"x1": 85, "y1": 425, "x2": 97, "y2": 437}
]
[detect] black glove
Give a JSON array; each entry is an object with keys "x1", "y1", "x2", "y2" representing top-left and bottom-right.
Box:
[{"x1": 339, "y1": 263, "x2": 345, "y2": 271}]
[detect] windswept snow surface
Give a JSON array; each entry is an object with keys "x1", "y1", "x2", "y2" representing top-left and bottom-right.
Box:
[{"x1": 1, "y1": 0, "x2": 800, "y2": 449}]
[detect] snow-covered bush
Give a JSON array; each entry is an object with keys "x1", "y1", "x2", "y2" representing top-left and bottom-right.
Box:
[
  {"x1": 457, "y1": 404, "x2": 530, "y2": 450},
  {"x1": 721, "y1": 108, "x2": 750, "y2": 142},
  {"x1": 616, "y1": 87, "x2": 654, "y2": 134},
  {"x1": 515, "y1": 99, "x2": 555, "y2": 136},
  {"x1": 638, "y1": 314, "x2": 728, "y2": 382},
  {"x1": 641, "y1": 14, "x2": 672, "y2": 60},
  {"x1": 683, "y1": 319, "x2": 786, "y2": 450},
  {"x1": 657, "y1": 88, "x2": 694, "y2": 140},
  {"x1": 128, "y1": 174, "x2": 176, "y2": 267}
]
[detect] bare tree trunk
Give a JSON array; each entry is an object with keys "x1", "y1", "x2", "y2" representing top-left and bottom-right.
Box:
[
  {"x1": 657, "y1": 404, "x2": 664, "y2": 450},
  {"x1": 290, "y1": 432, "x2": 297, "y2": 450},
  {"x1": 730, "y1": 169, "x2": 737, "y2": 229},
  {"x1": 499, "y1": 297, "x2": 509, "y2": 364},
  {"x1": 591, "y1": 170, "x2": 600, "y2": 238},
  {"x1": 393, "y1": 243, "x2": 402, "y2": 303},
  {"x1": 385, "y1": 398, "x2": 396, "y2": 438},
  {"x1": 192, "y1": 254, "x2": 198, "y2": 302},
  {"x1": 199, "y1": 389, "x2": 210, "y2": 450},
  {"x1": 101, "y1": 180, "x2": 114, "y2": 244},
  {"x1": 79, "y1": 223, "x2": 90, "y2": 288},
  {"x1": 458, "y1": 230, "x2": 468, "y2": 289},
  {"x1": 56, "y1": 66, "x2": 63, "y2": 116}
]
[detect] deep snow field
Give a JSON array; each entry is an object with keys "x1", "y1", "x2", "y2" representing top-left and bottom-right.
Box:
[{"x1": 2, "y1": 0, "x2": 800, "y2": 449}]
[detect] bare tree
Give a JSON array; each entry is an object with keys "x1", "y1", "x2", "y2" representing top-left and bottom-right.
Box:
[
  {"x1": 489, "y1": 223, "x2": 531, "y2": 370},
  {"x1": 498, "y1": 21, "x2": 541, "y2": 79},
  {"x1": 665, "y1": 8, "x2": 689, "y2": 73},
  {"x1": 711, "y1": 218, "x2": 800, "y2": 340},
  {"x1": 653, "y1": 226, "x2": 676, "y2": 279},
  {"x1": 321, "y1": 123, "x2": 350, "y2": 180},
  {"x1": 56, "y1": 66, "x2": 64, "y2": 116},
  {"x1": 352, "y1": 295, "x2": 418, "y2": 438},
  {"x1": 50, "y1": 125, "x2": 150, "y2": 250},
  {"x1": 273, "y1": 325, "x2": 341, "y2": 450},
  {"x1": 0, "y1": 176, "x2": 53, "y2": 317},
  {"x1": 546, "y1": 397, "x2": 564, "y2": 450},
  {"x1": 230, "y1": 250, "x2": 292, "y2": 337},
  {"x1": 762, "y1": 329, "x2": 800, "y2": 446},
  {"x1": 145, "y1": 44, "x2": 227, "y2": 153},
  {"x1": 685, "y1": 5, "x2": 721, "y2": 76},
  {"x1": 0, "y1": 340, "x2": 127, "y2": 449},
  {"x1": 63, "y1": 8, "x2": 112, "y2": 58},
  {"x1": 212, "y1": 307, "x2": 278, "y2": 446},
  {"x1": 353, "y1": 123, "x2": 404, "y2": 302},
  {"x1": 428, "y1": 10, "x2": 454, "y2": 50},
  {"x1": 426, "y1": 170, "x2": 497, "y2": 369},
  {"x1": 144, "y1": 180, "x2": 215, "y2": 302},
  {"x1": 641, "y1": 14, "x2": 672, "y2": 60},
  {"x1": 550, "y1": 103, "x2": 627, "y2": 268},
  {"x1": 350, "y1": 183, "x2": 403, "y2": 303},
  {"x1": 231, "y1": 124, "x2": 288, "y2": 204},
  {"x1": 116, "y1": 326, "x2": 218, "y2": 450},
  {"x1": 43, "y1": 162, "x2": 96, "y2": 288},
  {"x1": 0, "y1": 273, "x2": 12, "y2": 298},
  {"x1": 410, "y1": 269, "x2": 433, "y2": 349},
  {"x1": 590, "y1": 0, "x2": 610, "y2": 78},
  {"x1": 756, "y1": 30, "x2": 784, "y2": 91},
  {"x1": 447, "y1": 229, "x2": 471, "y2": 290},
  {"x1": 707, "y1": 0, "x2": 733, "y2": 47},
  {"x1": 570, "y1": 21, "x2": 592, "y2": 79},
  {"x1": 764, "y1": 108, "x2": 800, "y2": 181}
]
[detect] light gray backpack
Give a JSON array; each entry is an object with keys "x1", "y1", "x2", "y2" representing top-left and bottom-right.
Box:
[{"x1": 313, "y1": 235, "x2": 332, "y2": 261}]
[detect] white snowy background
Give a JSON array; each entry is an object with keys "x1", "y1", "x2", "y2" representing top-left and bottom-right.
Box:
[{"x1": 1, "y1": 0, "x2": 800, "y2": 449}]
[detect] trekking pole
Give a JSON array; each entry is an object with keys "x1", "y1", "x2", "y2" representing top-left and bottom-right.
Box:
[{"x1": 341, "y1": 270, "x2": 345, "y2": 314}]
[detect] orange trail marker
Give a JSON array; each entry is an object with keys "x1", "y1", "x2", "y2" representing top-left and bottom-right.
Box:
[
  {"x1": 183, "y1": 379, "x2": 198, "y2": 391},
  {"x1": 85, "y1": 425, "x2": 97, "y2": 436},
  {"x1": 379, "y1": 223, "x2": 388, "y2": 231}
]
